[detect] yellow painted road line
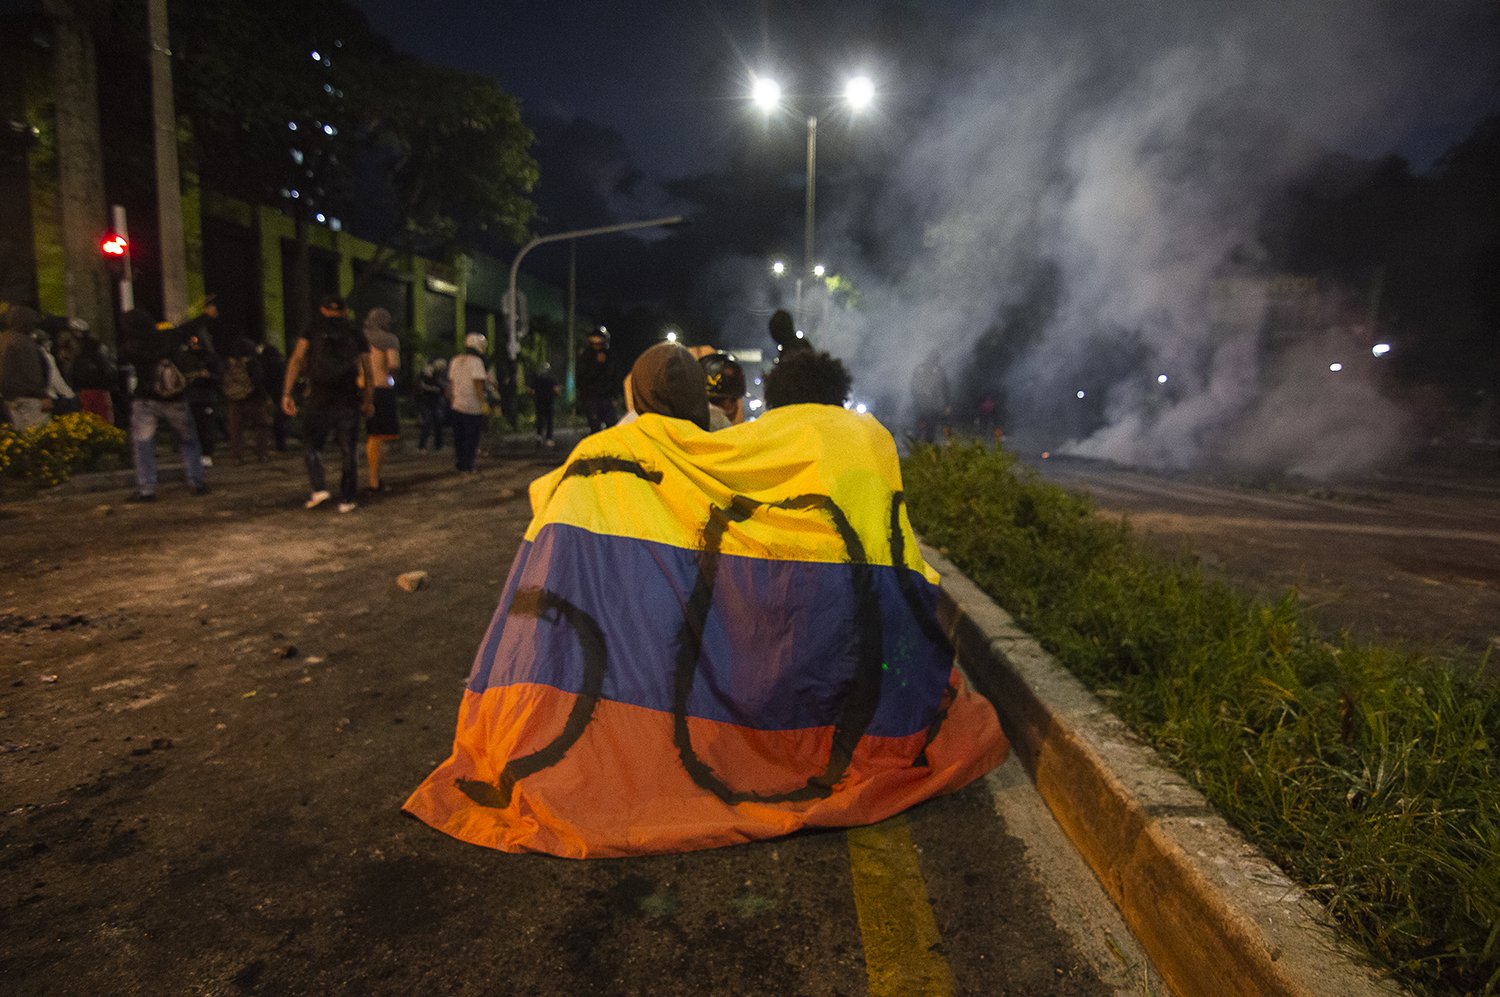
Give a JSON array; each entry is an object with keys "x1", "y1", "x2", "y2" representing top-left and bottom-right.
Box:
[{"x1": 847, "y1": 815, "x2": 956, "y2": 996}]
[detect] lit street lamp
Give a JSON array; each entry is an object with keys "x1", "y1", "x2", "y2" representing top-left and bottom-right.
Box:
[{"x1": 751, "y1": 71, "x2": 873, "y2": 328}]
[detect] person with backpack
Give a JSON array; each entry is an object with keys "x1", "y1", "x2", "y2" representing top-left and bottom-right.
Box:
[
  {"x1": 223, "y1": 335, "x2": 272, "y2": 464},
  {"x1": 116, "y1": 308, "x2": 209, "y2": 502},
  {"x1": 179, "y1": 330, "x2": 223, "y2": 465},
  {"x1": 280, "y1": 294, "x2": 374, "y2": 513}
]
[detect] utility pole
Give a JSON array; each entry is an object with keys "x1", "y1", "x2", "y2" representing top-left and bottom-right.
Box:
[
  {"x1": 147, "y1": 0, "x2": 188, "y2": 323},
  {"x1": 565, "y1": 239, "x2": 577, "y2": 402}
]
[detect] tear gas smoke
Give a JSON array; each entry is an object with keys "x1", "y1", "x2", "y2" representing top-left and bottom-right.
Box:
[{"x1": 707, "y1": 1, "x2": 1494, "y2": 479}]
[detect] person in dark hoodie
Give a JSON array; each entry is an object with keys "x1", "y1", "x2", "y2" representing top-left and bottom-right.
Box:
[
  {"x1": 627, "y1": 342, "x2": 710, "y2": 431},
  {"x1": 116, "y1": 309, "x2": 208, "y2": 502}
]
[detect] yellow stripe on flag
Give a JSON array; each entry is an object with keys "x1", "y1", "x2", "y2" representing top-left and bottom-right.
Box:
[{"x1": 847, "y1": 816, "x2": 956, "y2": 996}]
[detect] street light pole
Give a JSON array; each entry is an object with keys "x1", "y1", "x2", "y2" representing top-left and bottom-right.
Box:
[
  {"x1": 506, "y1": 215, "x2": 684, "y2": 360},
  {"x1": 799, "y1": 115, "x2": 817, "y2": 329}
]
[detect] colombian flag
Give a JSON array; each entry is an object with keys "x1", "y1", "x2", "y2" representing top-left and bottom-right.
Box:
[{"x1": 404, "y1": 404, "x2": 1008, "y2": 857}]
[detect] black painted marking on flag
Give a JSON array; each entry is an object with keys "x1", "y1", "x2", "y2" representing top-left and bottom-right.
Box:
[
  {"x1": 670, "y1": 492, "x2": 886, "y2": 804},
  {"x1": 561, "y1": 456, "x2": 664, "y2": 484},
  {"x1": 455, "y1": 587, "x2": 608, "y2": 809},
  {"x1": 888, "y1": 491, "x2": 958, "y2": 767}
]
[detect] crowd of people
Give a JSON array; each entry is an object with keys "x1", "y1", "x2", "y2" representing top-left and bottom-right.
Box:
[{"x1": 5, "y1": 292, "x2": 885, "y2": 514}]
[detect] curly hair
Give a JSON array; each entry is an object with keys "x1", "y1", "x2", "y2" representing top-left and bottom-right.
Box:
[{"x1": 763, "y1": 350, "x2": 853, "y2": 408}]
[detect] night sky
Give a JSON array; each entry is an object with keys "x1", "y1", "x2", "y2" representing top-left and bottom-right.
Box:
[{"x1": 348, "y1": 0, "x2": 1499, "y2": 217}]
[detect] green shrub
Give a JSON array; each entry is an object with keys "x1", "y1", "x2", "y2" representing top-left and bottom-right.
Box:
[
  {"x1": 0, "y1": 411, "x2": 128, "y2": 487},
  {"x1": 904, "y1": 443, "x2": 1500, "y2": 997}
]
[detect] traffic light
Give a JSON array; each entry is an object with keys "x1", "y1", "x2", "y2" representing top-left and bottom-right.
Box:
[{"x1": 100, "y1": 231, "x2": 129, "y2": 273}]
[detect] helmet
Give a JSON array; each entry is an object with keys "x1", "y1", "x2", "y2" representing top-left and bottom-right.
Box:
[{"x1": 700, "y1": 352, "x2": 746, "y2": 400}]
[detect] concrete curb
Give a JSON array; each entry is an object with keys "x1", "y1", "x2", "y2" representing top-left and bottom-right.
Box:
[{"x1": 921, "y1": 543, "x2": 1403, "y2": 997}]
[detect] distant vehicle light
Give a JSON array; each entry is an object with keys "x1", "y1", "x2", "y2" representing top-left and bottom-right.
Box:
[
  {"x1": 1372, "y1": 343, "x2": 1391, "y2": 357},
  {"x1": 1157, "y1": 373, "x2": 1168, "y2": 384},
  {"x1": 1329, "y1": 363, "x2": 1343, "y2": 372}
]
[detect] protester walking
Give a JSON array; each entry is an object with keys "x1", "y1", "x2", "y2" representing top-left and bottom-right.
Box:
[
  {"x1": 575, "y1": 328, "x2": 616, "y2": 433},
  {"x1": 117, "y1": 308, "x2": 209, "y2": 501},
  {"x1": 529, "y1": 361, "x2": 559, "y2": 446},
  {"x1": 416, "y1": 358, "x2": 448, "y2": 452},
  {"x1": 223, "y1": 335, "x2": 273, "y2": 464},
  {"x1": 281, "y1": 294, "x2": 373, "y2": 513},
  {"x1": 448, "y1": 333, "x2": 489, "y2": 473},
  {"x1": 0, "y1": 305, "x2": 51, "y2": 430},
  {"x1": 180, "y1": 330, "x2": 223, "y2": 465},
  {"x1": 362, "y1": 307, "x2": 401, "y2": 492}
]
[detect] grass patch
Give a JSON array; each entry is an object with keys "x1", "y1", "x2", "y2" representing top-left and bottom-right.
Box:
[{"x1": 903, "y1": 444, "x2": 1500, "y2": 997}]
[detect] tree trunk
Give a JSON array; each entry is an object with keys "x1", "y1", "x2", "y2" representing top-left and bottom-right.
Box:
[{"x1": 43, "y1": 0, "x2": 113, "y2": 343}]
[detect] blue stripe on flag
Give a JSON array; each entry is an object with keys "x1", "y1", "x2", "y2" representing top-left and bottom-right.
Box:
[{"x1": 468, "y1": 524, "x2": 952, "y2": 738}]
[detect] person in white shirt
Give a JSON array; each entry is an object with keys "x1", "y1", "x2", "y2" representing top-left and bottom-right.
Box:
[{"x1": 448, "y1": 333, "x2": 490, "y2": 473}]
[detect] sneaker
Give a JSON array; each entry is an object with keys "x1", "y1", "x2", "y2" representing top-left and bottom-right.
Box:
[
  {"x1": 188, "y1": 483, "x2": 210, "y2": 496},
  {"x1": 336, "y1": 501, "x2": 358, "y2": 514},
  {"x1": 305, "y1": 490, "x2": 331, "y2": 510},
  {"x1": 125, "y1": 491, "x2": 156, "y2": 503},
  {"x1": 200, "y1": 455, "x2": 214, "y2": 467}
]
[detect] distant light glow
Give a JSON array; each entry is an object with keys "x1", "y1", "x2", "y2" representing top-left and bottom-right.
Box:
[
  {"x1": 290, "y1": 189, "x2": 300, "y2": 199},
  {"x1": 813, "y1": 264, "x2": 826, "y2": 278},
  {"x1": 1372, "y1": 343, "x2": 1391, "y2": 357},
  {"x1": 855, "y1": 402, "x2": 868, "y2": 415},
  {"x1": 291, "y1": 149, "x2": 304, "y2": 164},
  {"x1": 1329, "y1": 362, "x2": 1343, "y2": 372},
  {"x1": 845, "y1": 75, "x2": 875, "y2": 111},
  {"x1": 753, "y1": 377, "x2": 762, "y2": 386},
  {"x1": 311, "y1": 50, "x2": 321, "y2": 61},
  {"x1": 748, "y1": 398, "x2": 763, "y2": 411},
  {"x1": 771, "y1": 260, "x2": 786, "y2": 276},
  {"x1": 287, "y1": 121, "x2": 298, "y2": 131},
  {"x1": 315, "y1": 213, "x2": 326, "y2": 224},
  {"x1": 323, "y1": 123, "x2": 336, "y2": 136},
  {"x1": 794, "y1": 330, "x2": 804, "y2": 339},
  {"x1": 751, "y1": 75, "x2": 781, "y2": 110},
  {"x1": 664, "y1": 329, "x2": 678, "y2": 343},
  {"x1": 1157, "y1": 373, "x2": 1168, "y2": 384},
  {"x1": 1041, "y1": 451, "x2": 1051, "y2": 459},
  {"x1": 328, "y1": 218, "x2": 342, "y2": 232},
  {"x1": 1076, "y1": 390, "x2": 1086, "y2": 399}
]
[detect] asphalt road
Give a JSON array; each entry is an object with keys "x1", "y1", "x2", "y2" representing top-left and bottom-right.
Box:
[
  {"x1": 1033, "y1": 454, "x2": 1500, "y2": 657},
  {"x1": 1, "y1": 438, "x2": 1160, "y2": 996}
]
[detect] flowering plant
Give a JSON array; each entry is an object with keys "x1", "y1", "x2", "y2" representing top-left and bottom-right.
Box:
[{"x1": 0, "y1": 412, "x2": 127, "y2": 487}]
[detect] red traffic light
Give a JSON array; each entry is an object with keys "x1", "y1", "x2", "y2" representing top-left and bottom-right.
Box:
[{"x1": 100, "y1": 233, "x2": 128, "y2": 256}]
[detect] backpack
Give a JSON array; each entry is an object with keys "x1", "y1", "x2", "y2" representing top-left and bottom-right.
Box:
[
  {"x1": 223, "y1": 355, "x2": 256, "y2": 401},
  {"x1": 153, "y1": 357, "x2": 187, "y2": 399},
  {"x1": 307, "y1": 326, "x2": 360, "y2": 390}
]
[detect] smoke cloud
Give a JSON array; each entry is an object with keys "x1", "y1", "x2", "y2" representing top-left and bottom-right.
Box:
[{"x1": 718, "y1": 0, "x2": 1496, "y2": 478}]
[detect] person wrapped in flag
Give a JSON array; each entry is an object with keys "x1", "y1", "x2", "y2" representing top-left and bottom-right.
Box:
[{"x1": 405, "y1": 343, "x2": 1008, "y2": 857}]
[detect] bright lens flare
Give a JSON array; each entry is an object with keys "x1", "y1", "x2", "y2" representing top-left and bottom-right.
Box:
[
  {"x1": 845, "y1": 75, "x2": 875, "y2": 110},
  {"x1": 751, "y1": 75, "x2": 781, "y2": 110}
]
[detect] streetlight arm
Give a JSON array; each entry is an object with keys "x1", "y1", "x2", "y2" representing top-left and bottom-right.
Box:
[{"x1": 507, "y1": 215, "x2": 685, "y2": 359}]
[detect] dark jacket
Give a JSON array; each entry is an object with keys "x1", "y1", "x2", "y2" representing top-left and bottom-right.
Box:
[{"x1": 0, "y1": 329, "x2": 48, "y2": 401}]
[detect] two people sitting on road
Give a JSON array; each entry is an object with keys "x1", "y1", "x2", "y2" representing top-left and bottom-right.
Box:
[{"x1": 405, "y1": 343, "x2": 1008, "y2": 858}]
